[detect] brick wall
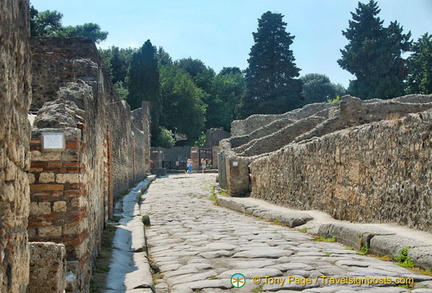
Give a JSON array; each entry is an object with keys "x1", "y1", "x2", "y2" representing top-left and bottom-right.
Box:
[
  {"x1": 29, "y1": 37, "x2": 150, "y2": 291},
  {"x1": 29, "y1": 100, "x2": 91, "y2": 291},
  {"x1": 0, "y1": 0, "x2": 32, "y2": 292}
]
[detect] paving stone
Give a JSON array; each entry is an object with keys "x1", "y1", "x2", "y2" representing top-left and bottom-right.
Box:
[
  {"x1": 141, "y1": 174, "x2": 432, "y2": 292},
  {"x1": 167, "y1": 270, "x2": 217, "y2": 286}
]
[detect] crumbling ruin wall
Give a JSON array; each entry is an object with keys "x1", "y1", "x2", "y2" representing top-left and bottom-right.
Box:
[
  {"x1": 250, "y1": 109, "x2": 432, "y2": 233},
  {"x1": 0, "y1": 0, "x2": 32, "y2": 292},
  {"x1": 219, "y1": 95, "x2": 432, "y2": 197},
  {"x1": 29, "y1": 37, "x2": 150, "y2": 291}
]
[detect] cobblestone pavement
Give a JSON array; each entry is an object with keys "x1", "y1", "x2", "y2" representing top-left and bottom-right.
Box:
[{"x1": 141, "y1": 174, "x2": 432, "y2": 293}]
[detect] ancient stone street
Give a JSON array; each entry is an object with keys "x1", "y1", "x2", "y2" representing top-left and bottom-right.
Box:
[{"x1": 141, "y1": 174, "x2": 432, "y2": 293}]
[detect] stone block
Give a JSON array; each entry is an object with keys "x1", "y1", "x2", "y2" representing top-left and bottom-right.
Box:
[
  {"x1": 56, "y1": 173, "x2": 81, "y2": 184},
  {"x1": 27, "y1": 242, "x2": 66, "y2": 293},
  {"x1": 30, "y1": 202, "x2": 51, "y2": 215},
  {"x1": 52, "y1": 201, "x2": 67, "y2": 213},
  {"x1": 39, "y1": 172, "x2": 55, "y2": 183},
  {"x1": 369, "y1": 235, "x2": 429, "y2": 259},
  {"x1": 31, "y1": 150, "x2": 62, "y2": 161},
  {"x1": 318, "y1": 223, "x2": 394, "y2": 250},
  {"x1": 28, "y1": 173, "x2": 36, "y2": 184},
  {"x1": 409, "y1": 246, "x2": 432, "y2": 270},
  {"x1": 39, "y1": 226, "x2": 62, "y2": 238}
]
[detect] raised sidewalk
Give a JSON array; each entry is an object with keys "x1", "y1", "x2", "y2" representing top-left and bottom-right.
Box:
[{"x1": 217, "y1": 194, "x2": 432, "y2": 271}]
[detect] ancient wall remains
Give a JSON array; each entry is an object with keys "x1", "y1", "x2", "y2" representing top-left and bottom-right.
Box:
[
  {"x1": 250, "y1": 109, "x2": 432, "y2": 233},
  {"x1": 220, "y1": 94, "x2": 432, "y2": 233},
  {"x1": 28, "y1": 37, "x2": 150, "y2": 291},
  {"x1": 0, "y1": 0, "x2": 32, "y2": 292},
  {"x1": 219, "y1": 95, "x2": 432, "y2": 197}
]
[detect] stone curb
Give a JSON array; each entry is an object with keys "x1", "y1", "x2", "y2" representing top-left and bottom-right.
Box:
[
  {"x1": 216, "y1": 195, "x2": 313, "y2": 228},
  {"x1": 216, "y1": 195, "x2": 432, "y2": 271},
  {"x1": 105, "y1": 176, "x2": 156, "y2": 293}
]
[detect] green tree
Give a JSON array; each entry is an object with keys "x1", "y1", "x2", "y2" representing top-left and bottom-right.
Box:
[
  {"x1": 301, "y1": 74, "x2": 346, "y2": 104},
  {"x1": 61, "y1": 23, "x2": 108, "y2": 43},
  {"x1": 156, "y1": 47, "x2": 173, "y2": 66},
  {"x1": 30, "y1": 5, "x2": 108, "y2": 43},
  {"x1": 338, "y1": 0, "x2": 411, "y2": 99},
  {"x1": 159, "y1": 65, "x2": 206, "y2": 144},
  {"x1": 219, "y1": 67, "x2": 242, "y2": 76},
  {"x1": 238, "y1": 11, "x2": 303, "y2": 118},
  {"x1": 207, "y1": 70, "x2": 245, "y2": 131},
  {"x1": 407, "y1": 33, "x2": 432, "y2": 94},
  {"x1": 175, "y1": 58, "x2": 215, "y2": 94},
  {"x1": 127, "y1": 40, "x2": 162, "y2": 140},
  {"x1": 99, "y1": 46, "x2": 135, "y2": 100},
  {"x1": 30, "y1": 5, "x2": 63, "y2": 37}
]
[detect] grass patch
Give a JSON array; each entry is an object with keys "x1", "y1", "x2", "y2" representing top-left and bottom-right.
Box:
[
  {"x1": 298, "y1": 227, "x2": 314, "y2": 233},
  {"x1": 379, "y1": 255, "x2": 392, "y2": 261},
  {"x1": 315, "y1": 236, "x2": 336, "y2": 242},
  {"x1": 357, "y1": 246, "x2": 369, "y2": 255},
  {"x1": 395, "y1": 247, "x2": 415, "y2": 268},
  {"x1": 272, "y1": 219, "x2": 281, "y2": 226},
  {"x1": 148, "y1": 256, "x2": 164, "y2": 285},
  {"x1": 90, "y1": 225, "x2": 117, "y2": 292},
  {"x1": 218, "y1": 190, "x2": 230, "y2": 197},
  {"x1": 345, "y1": 246, "x2": 354, "y2": 250},
  {"x1": 324, "y1": 252, "x2": 332, "y2": 257}
]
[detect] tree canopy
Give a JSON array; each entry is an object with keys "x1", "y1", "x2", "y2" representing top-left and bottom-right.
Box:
[
  {"x1": 407, "y1": 33, "x2": 432, "y2": 94},
  {"x1": 238, "y1": 11, "x2": 303, "y2": 118},
  {"x1": 159, "y1": 65, "x2": 207, "y2": 144},
  {"x1": 301, "y1": 74, "x2": 346, "y2": 104},
  {"x1": 338, "y1": 0, "x2": 411, "y2": 99},
  {"x1": 127, "y1": 40, "x2": 162, "y2": 140},
  {"x1": 30, "y1": 5, "x2": 108, "y2": 43}
]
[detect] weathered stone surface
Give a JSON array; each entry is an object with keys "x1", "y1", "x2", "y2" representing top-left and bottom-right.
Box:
[
  {"x1": 409, "y1": 246, "x2": 432, "y2": 270},
  {"x1": 369, "y1": 235, "x2": 429, "y2": 259},
  {"x1": 244, "y1": 96, "x2": 432, "y2": 234},
  {"x1": 141, "y1": 174, "x2": 432, "y2": 292},
  {"x1": 27, "y1": 242, "x2": 66, "y2": 293},
  {"x1": 28, "y1": 36, "x2": 152, "y2": 292},
  {"x1": 318, "y1": 223, "x2": 395, "y2": 250},
  {"x1": 0, "y1": 0, "x2": 32, "y2": 292}
]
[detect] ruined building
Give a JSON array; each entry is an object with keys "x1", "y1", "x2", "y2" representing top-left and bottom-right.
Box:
[
  {"x1": 219, "y1": 95, "x2": 432, "y2": 233},
  {"x1": 1, "y1": 1, "x2": 151, "y2": 292}
]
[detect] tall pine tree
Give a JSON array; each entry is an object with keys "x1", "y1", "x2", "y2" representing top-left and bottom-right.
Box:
[
  {"x1": 407, "y1": 33, "x2": 432, "y2": 94},
  {"x1": 127, "y1": 40, "x2": 162, "y2": 140},
  {"x1": 238, "y1": 11, "x2": 303, "y2": 118},
  {"x1": 338, "y1": 0, "x2": 411, "y2": 99}
]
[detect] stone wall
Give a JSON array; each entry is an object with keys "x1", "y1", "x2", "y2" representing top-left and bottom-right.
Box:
[
  {"x1": 29, "y1": 37, "x2": 150, "y2": 291},
  {"x1": 0, "y1": 0, "x2": 32, "y2": 292},
  {"x1": 250, "y1": 109, "x2": 432, "y2": 233},
  {"x1": 219, "y1": 95, "x2": 432, "y2": 196}
]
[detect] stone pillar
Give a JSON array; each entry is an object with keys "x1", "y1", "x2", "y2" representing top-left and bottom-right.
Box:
[
  {"x1": 28, "y1": 100, "x2": 91, "y2": 292},
  {"x1": 0, "y1": 0, "x2": 32, "y2": 292},
  {"x1": 212, "y1": 146, "x2": 221, "y2": 169},
  {"x1": 151, "y1": 147, "x2": 163, "y2": 169},
  {"x1": 191, "y1": 147, "x2": 200, "y2": 170}
]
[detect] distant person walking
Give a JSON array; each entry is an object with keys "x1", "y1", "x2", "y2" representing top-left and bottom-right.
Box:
[
  {"x1": 187, "y1": 158, "x2": 193, "y2": 174},
  {"x1": 201, "y1": 159, "x2": 206, "y2": 174}
]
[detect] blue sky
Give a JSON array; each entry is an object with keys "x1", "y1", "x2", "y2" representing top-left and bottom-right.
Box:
[{"x1": 30, "y1": 0, "x2": 432, "y2": 88}]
